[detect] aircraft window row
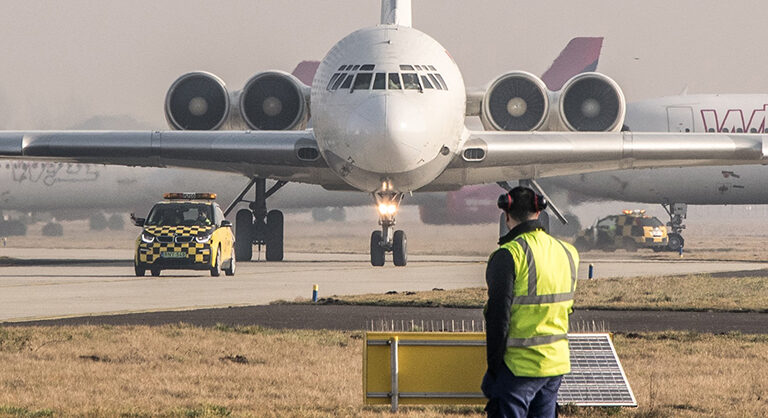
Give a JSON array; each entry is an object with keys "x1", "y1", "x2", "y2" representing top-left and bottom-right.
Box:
[
  {"x1": 337, "y1": 64, "x2": 376, "y2": 71},
  {"x1": 400, "y1": 64, "x2": 437, "y2": 71},
  {"x1": 327, "y1": 71, "x2": 448, "y2": 91},
  {"x1": 705, "y1": 128, "x2": 768, "y2": 133}
]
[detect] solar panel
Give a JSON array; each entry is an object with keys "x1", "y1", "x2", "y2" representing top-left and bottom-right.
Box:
[{"x1": 559, "y1": 334, "x2": 637, "y2": 407}]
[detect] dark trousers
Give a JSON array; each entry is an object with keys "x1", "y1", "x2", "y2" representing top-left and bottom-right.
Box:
[{"x1": 481, "y1": 365, "x2": 562, "y2": 418}]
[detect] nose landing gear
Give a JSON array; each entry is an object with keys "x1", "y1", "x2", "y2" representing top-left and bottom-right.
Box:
[
  {"x1": 370, "y1": 191, "x2": 407, "y2": 266},
  {"x1": 662, "y1": 203, "x2": 687, "y2": 252}
]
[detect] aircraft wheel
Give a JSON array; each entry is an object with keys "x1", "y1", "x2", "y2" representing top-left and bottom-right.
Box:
[
  {"x1": 265, "y1": 210, "x2": 284, "y2": 261},
  {"x1": 667, "y1": 233, "x2": 684, "y2": 252},
  {"x1": 392, "y1": 230, "x2": 407, "y2": 267},
  {"x1": 370, "y1": 231, "x2": 385, "y2": 267},
  {"x1": 150, "y1": 268, "x2": 161, "y2": 277},
  {"x1": 224, "y1": 247, "x2": 236, "y2": 276},
  {"x1": 235, "y1": 209, "x2": 253, "y2": 261},
  {"x1": 211, "y1": 246, "x2": 222, "y2": 277}
]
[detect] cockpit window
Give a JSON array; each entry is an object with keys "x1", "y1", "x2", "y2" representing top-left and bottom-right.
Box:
[
  {"x1": 420, "y1": 75, "x2": 434, "y2": 89},
  {"x1": 326, "y1": 73, "x2": 342, "y2": 90},
  {"x1": 428, "y1": 73, "x2": 443, "y2": 90},
  {"x1": 360, "y1": 64, "x2": 375, "y2": 71},
  {"x1": 331, "y1": 73, "x2": 348, "y2": 90},
  {"x1": 428, "y1": 65, "x2": 436, "y2": 71},
  {"x1": 351, "y1": 65, "x2": 360, "y2": 71},
  {"x1": 434, "y1": 73, "x2": 448, "y2": 90},
  {"x1": 352, "y1": 73, "x2": 373, "y2": 91},
  {"x1": 414, "y1": 65, "x2": 423, "y2": 71},
  {"x1": 401, "y1": 73, "x2": 421, "y2": 90},
  {"x1": 372, "y1": 73, "x2": 386, "y2": 90},
  {"x1": 388, "y1": 73, "x2": 402, "y2": 90},
  {"x1": 338, "y1": 65, "x2": 346, "y2": 71},
  {"x1": 399, "y1": 65, "x2": 414, "y2": 71},
  {"x1": 339, "y1": 74, "x2": 354, "y2": 89}
]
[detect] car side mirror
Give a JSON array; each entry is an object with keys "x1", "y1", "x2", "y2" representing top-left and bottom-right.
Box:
[
  {"x1": 130, "y1": 213, "x2": 145, "y2": 227},
  {"x1": 220, "y1": 220, "x2": 232, "y2": 228}
]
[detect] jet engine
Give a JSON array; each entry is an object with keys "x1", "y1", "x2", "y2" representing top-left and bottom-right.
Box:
[
  {"x1": 239, "y1": 71, "x2": 309, "y2": 130},
  {"x1": 558, "y1": 72, "x2": 625, "y2": 132},
  {"x1": 165, "y1": 72, "x2": 230, "y2": 130},
  {"x1": 480, "y1": 72, "x2": 549, "y2": 131}
]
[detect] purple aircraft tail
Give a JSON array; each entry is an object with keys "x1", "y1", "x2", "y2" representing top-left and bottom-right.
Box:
[
  {"x1": 291, "y1": 60, "x2": 321, "y2": 85},
  {"x1": 541, "y1": 37, "x2": 603, "y2": 91}
]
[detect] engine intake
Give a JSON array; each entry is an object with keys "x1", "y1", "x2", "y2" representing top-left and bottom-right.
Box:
[
  {"x1": 481, "y1": 72, "x2": 549, "y2": 131},
  {"x1": 240, "y1": 71, "x2": 308, "y2": 130},
  {"x1": 559, "y1": 73, "x2": 625, "y2": 132},
  {"x1": 165, "y1": 72, "x2": 230, "y2": 130}
]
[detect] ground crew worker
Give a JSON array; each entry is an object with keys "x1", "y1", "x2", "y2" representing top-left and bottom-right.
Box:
[{"x1": 482, "y1": 186, "x2": 579, "y2": 417}]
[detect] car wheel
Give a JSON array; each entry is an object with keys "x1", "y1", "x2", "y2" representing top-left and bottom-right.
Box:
[
  {"x1": 623, "y1": 237, "x2": 638, "y2": 252},
  {"x1": 211, "y1": 246, "x2": 222, "y2": 277},
  {"x1": 134, "y1": 262, "x2": 145, "y2": 277},
  {"x1": 150, "y1": 268, "x2": 161, "y2": 277},
  {"x1": 224, "y1": 247, "x2": 236, "y2": 276},
  {"x1": 573, "y1": 237, "x2": 592, "y2": 252}
]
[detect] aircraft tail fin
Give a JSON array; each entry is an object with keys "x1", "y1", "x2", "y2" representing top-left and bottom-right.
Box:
[
  {"x1": 291, "y1": 60, "x2": 320, "y2": 86},
  {"x1": 541, "y1": 37, "x2": 603, "y2": 91},
  {"x1": 381, "y1": 0, "x2": 412, "y2": 27}
]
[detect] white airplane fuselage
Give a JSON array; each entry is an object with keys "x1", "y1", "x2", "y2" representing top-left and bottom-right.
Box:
[
  {"x1": 548, "y1": 95, "x2": 768, "y2": 204},
  {"x1": 311, "y1": 25, "x2": 466, "y2": 192}
]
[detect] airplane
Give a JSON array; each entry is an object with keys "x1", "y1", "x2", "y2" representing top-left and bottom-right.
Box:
[
  {"x1": 0, "y1": 0, "x2": 765, "y2": 267},
  {"x1": 546, "y1": 94, "x2": 768, "y2": 250}
]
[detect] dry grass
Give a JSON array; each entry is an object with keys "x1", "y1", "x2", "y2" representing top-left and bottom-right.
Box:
[
  {"x1": 284, "y1": 271, "x2": 768, "y2": 313},
  {"x1": 0, "y1": 326, "x2": 766, "y2": 417}
]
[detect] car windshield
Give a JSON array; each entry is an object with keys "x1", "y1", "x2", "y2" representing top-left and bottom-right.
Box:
[
  {"x1": 641, "y1": 217, "x2": 664, "y2": 227},
  {"x1": 145, "y1": 203, "x2": 213, "y2": 227}
]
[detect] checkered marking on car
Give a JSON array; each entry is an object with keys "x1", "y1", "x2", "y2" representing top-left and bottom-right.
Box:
[
  {"x1": 139, "y1": 225, "x2": 215, "y2": 263},
  {"x1": 143, "y1": 225, "x2": 214, "y2": 236}
]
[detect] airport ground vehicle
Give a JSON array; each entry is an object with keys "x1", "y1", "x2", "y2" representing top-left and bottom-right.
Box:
[
  {"x1": 574, "y1": 210, "x2": 668, "y2": 252},
  {"x1": 133, "y1": 193, "x2": 235, "y2": 277}
]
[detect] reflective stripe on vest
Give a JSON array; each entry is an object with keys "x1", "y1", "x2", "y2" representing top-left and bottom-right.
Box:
[
  {"x1": 510, "y1": 237, "x2": 576, "y2": 306},
  {"x1": 506, "y1": 333, "x2": 568, "y2": 347}
]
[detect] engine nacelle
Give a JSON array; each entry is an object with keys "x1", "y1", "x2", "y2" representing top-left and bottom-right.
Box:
[
  {"x1": 165, "y1": 72, "x2": 230, "y2": 130},
  {"x1": 480, "y1": 71, "x2": 549, "y2": 131},
  {"x1": 240, "y1": 71, "x2": 309, "y2": 130},
  {"x1": 557, "y1": 72, "x2": 625, "y2": 132}
]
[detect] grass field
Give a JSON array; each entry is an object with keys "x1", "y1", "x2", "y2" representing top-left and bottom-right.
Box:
[
  {"x1": 0, "y1": 325, "x2": 766, "y2": 417},
  {"x1": 283, "y1": 270, "x2": 768, "y2": 313}
]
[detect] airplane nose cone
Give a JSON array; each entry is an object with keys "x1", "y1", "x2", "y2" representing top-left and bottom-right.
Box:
[{"x1": 346, "y1": 95, "x2": 429, "y2": 173}]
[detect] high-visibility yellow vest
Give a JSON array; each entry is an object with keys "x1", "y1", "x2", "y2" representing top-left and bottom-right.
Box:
[{"x1": 499, "y1": 229, "x2": 578, "y2": 377}]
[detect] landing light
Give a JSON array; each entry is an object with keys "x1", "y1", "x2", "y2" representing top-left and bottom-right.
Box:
[{"x1": 378, "y1": 203, "x2": 398, "y2": 216}]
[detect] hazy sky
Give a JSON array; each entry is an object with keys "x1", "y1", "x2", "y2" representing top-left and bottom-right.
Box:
[{"x1": 1, "y1": 0, "x2": 767, "y2": 129}]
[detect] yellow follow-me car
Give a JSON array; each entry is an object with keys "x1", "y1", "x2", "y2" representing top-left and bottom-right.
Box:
[{"x1": 133, "y1": 193, "x2": 235, "y2": 277}]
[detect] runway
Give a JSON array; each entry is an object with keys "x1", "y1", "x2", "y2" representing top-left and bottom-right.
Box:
[{"x1": 1, "y1": 248, "x2": 767, "y2": 323}]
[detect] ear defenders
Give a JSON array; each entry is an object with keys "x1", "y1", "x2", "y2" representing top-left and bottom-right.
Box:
[{"x1": 497, "y1": 187, "x2": 548, "y2": 212}]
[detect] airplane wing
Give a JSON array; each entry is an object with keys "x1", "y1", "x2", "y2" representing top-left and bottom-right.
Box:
[
  {"x1": 431, "y1": 130, "x2": 767, "y2": 188},
  {"x1": 0, "y1": 130, "x2": 345, "y2": 187}
]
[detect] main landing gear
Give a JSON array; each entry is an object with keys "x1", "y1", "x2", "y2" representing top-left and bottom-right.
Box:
[
  {"x1": 224, "y1": 177, "x2": 287, "y2": 262},
  {"x1": 370, "y1": 191, "x2": 407, "y2": 267},
  {"x1": 662, "y1": 202, "x2": 687, "y2": 252}
]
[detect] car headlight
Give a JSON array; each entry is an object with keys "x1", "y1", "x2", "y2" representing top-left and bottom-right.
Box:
[
  {"x1": 141, "y1": 232, "x2": 155, "y2": 243},
  {"x1": 195, "y1": 234, "x2": 212, "y2": 243}
]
